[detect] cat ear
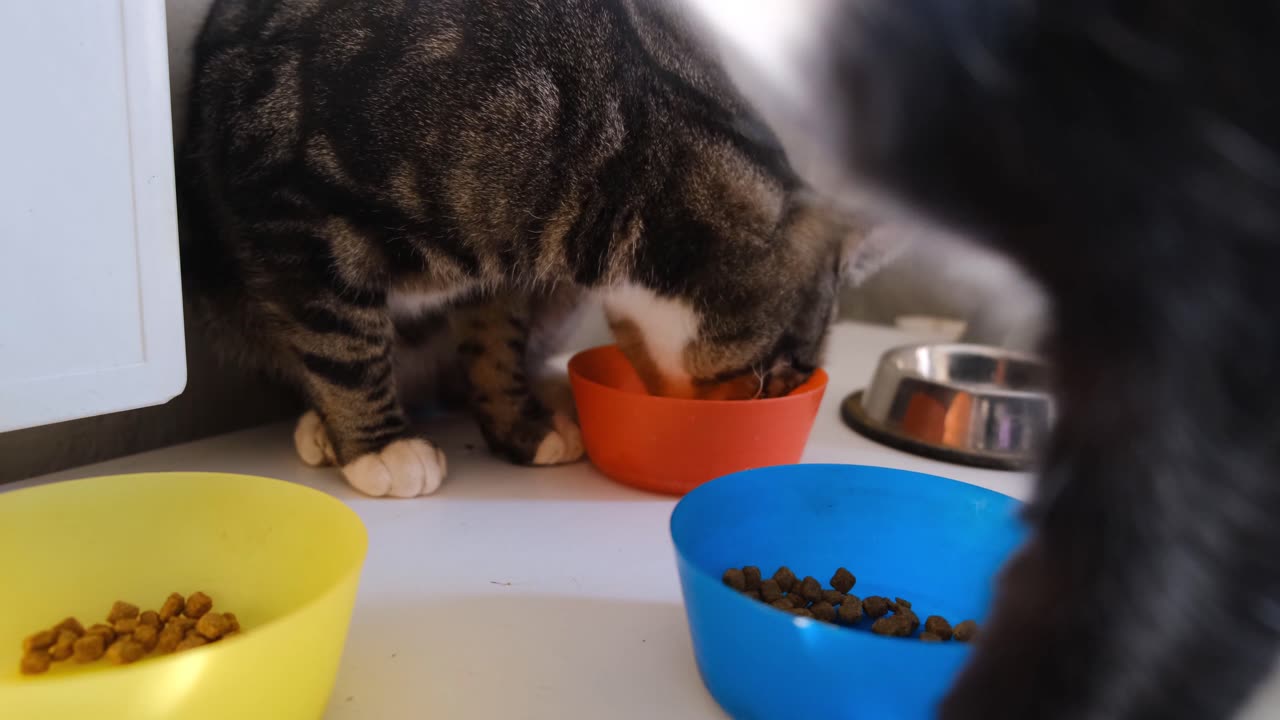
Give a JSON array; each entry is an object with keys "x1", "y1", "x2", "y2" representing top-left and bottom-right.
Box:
[{"x1": 840, "y1": 221, "x2": 917, "y2": 287}]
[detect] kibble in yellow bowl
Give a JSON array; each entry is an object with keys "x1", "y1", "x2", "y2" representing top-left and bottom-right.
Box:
[{"x1": 0, "y1": 473, "x2": 367, "y2": 719}]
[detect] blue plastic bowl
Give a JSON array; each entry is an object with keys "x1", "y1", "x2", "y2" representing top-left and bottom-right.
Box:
[{"x1": 670, "y1": 464, "x2": 1026, "y2": 720}]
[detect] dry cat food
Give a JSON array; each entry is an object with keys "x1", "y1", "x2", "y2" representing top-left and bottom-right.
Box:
[
  {"x1": 18, "y1": 592, "x2": 241, "y2": 675},
  {"x1": 723, "y1": 565, "x2": 979, "y2": 643}
]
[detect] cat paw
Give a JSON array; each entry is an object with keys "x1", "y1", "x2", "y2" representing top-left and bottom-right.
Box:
[
  {"x1": 531, "y1": 414, "x2": 585, "y2": 466},
  {"x1": 294, "y1": 410, "x2": 337, "y2": 467},
  {"x1": 341, "y1": 438, "x2": 448, "y2": 498}
]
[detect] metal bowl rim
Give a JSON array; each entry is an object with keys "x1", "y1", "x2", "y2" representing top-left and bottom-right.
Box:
[{"x1": 872, "y1": 343, "x2": 1053, "y2": 401}]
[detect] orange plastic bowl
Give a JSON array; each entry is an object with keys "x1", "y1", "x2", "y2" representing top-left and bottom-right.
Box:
[{"x1": 568, "y1": 345, "x2": 828, "y2": 495}]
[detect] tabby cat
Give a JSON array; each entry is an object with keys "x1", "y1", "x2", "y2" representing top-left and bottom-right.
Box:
[
  {"x1": 180, "y1": 0, "x2": 875, "y2": 498},
  {"x1": 692, "y1": 1, "x2": 1280, "y2": 718}
]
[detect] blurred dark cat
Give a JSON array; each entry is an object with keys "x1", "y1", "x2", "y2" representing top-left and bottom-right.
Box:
[
  {"x1": 180, "y1": 0, "x2": 881, "y2": 497},
  {"x1": 692, "y1": 1, "x2": 1280, "y2": 717}
]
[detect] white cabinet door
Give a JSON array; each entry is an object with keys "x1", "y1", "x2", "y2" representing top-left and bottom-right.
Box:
[{"x1": 0, "y1": 0, "x2": 185, "y2": 433}]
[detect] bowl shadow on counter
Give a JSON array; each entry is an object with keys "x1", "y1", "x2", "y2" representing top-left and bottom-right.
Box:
[{"x1": 323, "y1": 595, "x2": 726, "y2": 720}]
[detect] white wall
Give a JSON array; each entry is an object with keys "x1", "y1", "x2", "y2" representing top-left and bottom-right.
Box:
[{"x1": 165, "y1": 0, "x2": 216, "y2": 140}]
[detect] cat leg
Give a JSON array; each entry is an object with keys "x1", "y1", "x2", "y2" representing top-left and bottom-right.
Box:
[
  {"x1": 239, "y1": 218, "x2": 448, "y2": 498},
  {"x1": 291, "y1": 310, "x2": 448, "y2": 497},
  {"x1": 453, "y1": 288, "x2": 585, "y2": 466},
  {"x1": 290, "y1": 305, "x2": 446, "y2": 497}
]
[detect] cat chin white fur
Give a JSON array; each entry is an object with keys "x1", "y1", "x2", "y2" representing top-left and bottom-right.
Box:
[{"x1": 598, "y1": 282, "x2": 699, "y2": 391}]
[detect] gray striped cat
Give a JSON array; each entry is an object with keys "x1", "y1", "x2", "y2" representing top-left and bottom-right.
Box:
[{"x1": 180, "y1": 0, "x2": 875, "y2": 497}]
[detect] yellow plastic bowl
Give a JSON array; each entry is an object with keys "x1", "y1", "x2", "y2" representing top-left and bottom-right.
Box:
[{"x1": 0, "y1": 473, "x2": 367, "y2": 719}]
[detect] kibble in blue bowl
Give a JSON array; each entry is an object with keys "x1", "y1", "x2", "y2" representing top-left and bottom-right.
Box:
[{"x1": 670, "y1": 465, "x2": 1025, "y2": 719}]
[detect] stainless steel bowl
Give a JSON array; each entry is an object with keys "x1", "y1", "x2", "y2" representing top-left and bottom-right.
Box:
[{"x1": 841, "y1": 343, "x2": 1055, "y2": 470}]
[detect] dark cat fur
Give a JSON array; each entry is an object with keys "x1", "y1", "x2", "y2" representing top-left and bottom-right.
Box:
[
  {"x1": 180, "y1": 0, "x2": 864, "y2": 496},
  {"x1": 781, "y1": 1, "x2": 1280, "y2": 718}
]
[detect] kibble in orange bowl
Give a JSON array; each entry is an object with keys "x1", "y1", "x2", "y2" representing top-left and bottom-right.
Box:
[{"x1": 0, "y1": 472, "x2": 367, "y2": 719}]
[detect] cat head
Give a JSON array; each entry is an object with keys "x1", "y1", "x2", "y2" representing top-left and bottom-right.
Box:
[
  {"x1": 595, "y1": 0, "x2": 914, "y2": 401},
  {"x1": 601, "y1": 193, "x2": 899, "y2": 400}
]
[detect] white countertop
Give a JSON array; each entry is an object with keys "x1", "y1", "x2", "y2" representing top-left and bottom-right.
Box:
[{"x1": 15, "y1": 322, "x2": 1033, "y2": 719}]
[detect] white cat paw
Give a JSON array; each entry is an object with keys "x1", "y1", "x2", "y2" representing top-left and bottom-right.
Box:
[
  {"x1": 342, "y1": 438, "x2": 448, "y2": 498},
  {"x1": 294, "y1": 410, "x2": 337, "y2": 467},
  {"x1": 531, "y1": 414, "x2": 585, "y2": 466}
]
